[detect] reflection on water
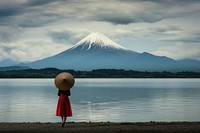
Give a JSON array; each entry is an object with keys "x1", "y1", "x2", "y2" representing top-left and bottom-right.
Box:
[{"x1": 0, "y1": 78, "x2": 200, "y2": 122}]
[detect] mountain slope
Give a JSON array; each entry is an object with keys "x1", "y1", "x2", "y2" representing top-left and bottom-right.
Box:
[
  {"x1": 26, "y1": 32, "x2": 200, "y2": 71},
  {"x1": 0, "y1": 59, "x2": 20, "y2": 67},
  {"x1": 177, "y1": 59, "x2": 200, "y2": 71},
  {"x1": 0, "y1": 66, "x2": 30, "y2": 71}
]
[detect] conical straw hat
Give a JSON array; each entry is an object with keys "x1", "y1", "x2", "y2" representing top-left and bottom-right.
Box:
[{"x1": 54, "y1": 72, "x2": 75, "y2": 90}]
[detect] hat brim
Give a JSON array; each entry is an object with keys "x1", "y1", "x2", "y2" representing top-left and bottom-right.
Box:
[{"x1": 54, "y1": 72, "x2": 75, "y2": 90}]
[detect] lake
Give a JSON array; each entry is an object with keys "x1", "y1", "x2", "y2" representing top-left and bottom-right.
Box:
[{"x1": 0, "y1": 78, "x2": 200, "y2": 122}]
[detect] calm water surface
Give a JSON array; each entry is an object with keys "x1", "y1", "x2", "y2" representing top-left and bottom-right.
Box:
[{"x1": 0, "y1": 78, "x2": 200, "y2": 122}]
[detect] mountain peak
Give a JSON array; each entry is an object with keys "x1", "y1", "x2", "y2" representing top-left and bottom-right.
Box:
[{"x1": 70, "y1": 32, "x2": 127, "y2": 51}]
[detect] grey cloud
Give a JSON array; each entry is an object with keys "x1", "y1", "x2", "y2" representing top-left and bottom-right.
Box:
[
  {"x1": 18, "y1": 12, "x2": 62, "y2": 28},
  {"x1": 163, "y1": 37, "x2": 200, "y2": 43},
  {"x1": 181, "y1": 37, "x2": 200, "y2": 43},
  {"x1": 0, "y1": 0, "x2": 64, "y2": 27},
  {"x1": 95, "y1": 14, "x2": 164, "y2": 25},
  {"x1": 47, "y1": 30, "x2": 89, "y2": 44},
  {"x1": 95, "y1": 16, "x2": 135, "y2": 25},
  {"x1": 25, "y1": 0, "x2": 58, "y2": 7},
  {"x1": 118, "y1": 0, "x2": 200, "y2": 5},
  {"x1": 0, "y1": 27, "x2": 21, "y2": 42},
  {"x1": 48, "y1": 31, "x2": 75, "y2": 44},
  {"x1": 149, "y1": 26, "x2": 200, "y2": 43},
  {"x1": 159, "y1": 0, "x2": 200, "y2": 5},
  {"x1": 0, "y1": 0, "x2": 200, "y2": 28},
  {"x1": 107, "y1": 0, "x2": 200, "y2": 24},
  {"x1": 0, "y1": 0, "x2": 43, "y2": 19},
  {"x1": 88, "y1": 4, "x2": 166, "y2": 25},
  {"x1": 87, "y1": 0, "x2": 188, "y2": 25},
  {"x1": 0, "y1": 3, "x2": 23, "y2": 19},
  {"x1": 0, "y1": 32, "x2": 12, "y2": 42},
  {"x1": 0, "y1": 8, "x2": 20, "y2": 18},
  {"x1": 1, "y1": 45, "x2": 12, "y2": 53},
  {"x1": 0, "y1": 0, "x2": 86, "y2": 28},
  {"x1": 159, "y1": 31, "x2": 200, "y2": 43},
  {"x1": 154, "y1": 26, "x2": 181, "y2": 33}
]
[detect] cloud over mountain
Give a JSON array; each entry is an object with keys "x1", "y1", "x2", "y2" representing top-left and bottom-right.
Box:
[{"x1": 1, "y1": 0, "x2": 200, "y2": 27}]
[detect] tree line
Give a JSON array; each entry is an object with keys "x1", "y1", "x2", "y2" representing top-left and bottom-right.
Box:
[{"x1": 0, "y1": 68, "x2": 200, "y2": 78}]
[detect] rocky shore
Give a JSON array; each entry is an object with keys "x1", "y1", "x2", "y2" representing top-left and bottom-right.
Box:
[{"x1": 0, "y1": 122, "x2": 200, "y2": 133}]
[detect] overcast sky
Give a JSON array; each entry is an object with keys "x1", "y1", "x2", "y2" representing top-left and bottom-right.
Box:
[{"x1": 0, "y1": 0, "x2": 200, "y2": 61}]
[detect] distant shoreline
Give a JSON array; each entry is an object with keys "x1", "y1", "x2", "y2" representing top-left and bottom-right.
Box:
[
  {"x1": 0, "y1": 68, "x2": 200, "y2": 78},
  {"x1": 0, "y1": 122, "x2": 200, "y2": 133}
]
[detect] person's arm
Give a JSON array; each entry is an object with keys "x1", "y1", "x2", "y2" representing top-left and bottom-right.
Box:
[{"x1": 58, "y1": 90, "x2": 61, "y2": 96}]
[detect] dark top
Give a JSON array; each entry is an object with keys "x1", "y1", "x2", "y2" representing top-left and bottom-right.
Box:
[{"x1": 58, "y1": 90, "x2": 71, "y2": 96}]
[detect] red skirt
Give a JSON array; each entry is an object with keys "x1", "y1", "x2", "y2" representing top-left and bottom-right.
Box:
[{"x1": 56, "y1": 94, "x2": 72, "y2": 117}]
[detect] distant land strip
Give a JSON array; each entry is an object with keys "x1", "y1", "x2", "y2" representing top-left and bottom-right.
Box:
[{"x1": 0, "y1": 68, "x2": 200, "y2": 78}]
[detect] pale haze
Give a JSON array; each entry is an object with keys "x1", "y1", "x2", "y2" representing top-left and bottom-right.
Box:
[{"x1": 0, "y1": 0, "x2": 200, "y2": 62}]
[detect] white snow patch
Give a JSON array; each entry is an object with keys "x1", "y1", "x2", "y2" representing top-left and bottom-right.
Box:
[{"x1": 70, "y1": 32, "x2": 127, "y2": 51}]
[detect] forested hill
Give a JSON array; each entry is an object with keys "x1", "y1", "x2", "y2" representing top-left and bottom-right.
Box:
[{"x1": 0, "y1": 68, "x2": 200, "y2": 78}]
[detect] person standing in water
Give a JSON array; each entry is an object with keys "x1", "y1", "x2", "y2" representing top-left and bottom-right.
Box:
[{"x1": 54, "y1": 72, "x2": 75, "y2": 127}]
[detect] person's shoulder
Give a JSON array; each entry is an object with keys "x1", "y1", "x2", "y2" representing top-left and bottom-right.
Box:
[
  {"x1": 59, "y1": 90, "x2": 69, "y2": 93},
  {"x1": 59, "y1": 90, "x2": 64, "y2": 93}
]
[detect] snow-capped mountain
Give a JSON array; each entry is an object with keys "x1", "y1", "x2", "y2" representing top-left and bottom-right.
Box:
[
  {"x1": 70, "y1": 32, "x2": 127, "y2": 51},
  {"x1": 26, "y1": 32, "x2": 200, "y2": 71}
]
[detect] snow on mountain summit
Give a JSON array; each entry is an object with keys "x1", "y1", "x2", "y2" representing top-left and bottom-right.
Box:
[{"x1": 70, "y1": 32, "x2": 127, "y2": 51}]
